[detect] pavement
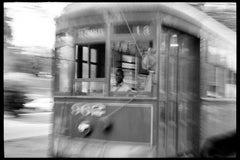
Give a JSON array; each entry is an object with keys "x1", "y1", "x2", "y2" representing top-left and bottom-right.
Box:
[
  {"x1": 4, "y1": 112, "x2": 53, "y2": 157},
  {"x1": 4, "y1": 135, "x2": 50, "y2": 158},
  {"x1": 4, "y1": 112, "x2": 52, "y2": 141}
]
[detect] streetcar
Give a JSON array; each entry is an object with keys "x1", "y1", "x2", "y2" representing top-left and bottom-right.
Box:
[{"x1": 49, "y1": 3, "x2": 236, "y2": 157}]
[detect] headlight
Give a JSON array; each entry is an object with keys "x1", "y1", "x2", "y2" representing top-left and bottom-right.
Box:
[{"x1": 78, "y1": 120, "x2": 92, "y2": 137}]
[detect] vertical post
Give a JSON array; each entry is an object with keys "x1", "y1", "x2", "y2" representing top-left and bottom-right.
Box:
[
  {"x1": 104, "y1": 11, "x2": 111, "y2": 96},
  {"x1": 52, "y1": 48, "x2": 57, "y2": 95},
  {"x1": 71, "y1": 39, "x2": 76, "y2": 96},
  {"x1": 175, "y1": 33, "x2": 180, "y2": 155},
  {"x1": 156, "y1": 11, "x2": 161, "y2": 157},
  {"x1": 165, "y1": 28, "x2": 170, "y2": 157},
  {"x1": 72, "y1": 44, "x2": 78, "y2": 96},
  {"x1": 198, "y1": 37, "x2": 208, "y2": 155},
  {"x1": 195, "y1": 37, "x2": 201, "y2": 156},
  {"x1": 191, "y1": 37, "x2": 202, "y2": 157},
  {"x1": 135, "y1": 55, "x2": 138, "y2": 89},
  {"x1": 200, "y1": 38, "x2": 208, "y2": 97}
]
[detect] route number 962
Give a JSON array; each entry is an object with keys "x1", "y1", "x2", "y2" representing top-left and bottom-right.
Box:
[{"x1": 71, "y1": 103, "x2": 106, "y2": 117}]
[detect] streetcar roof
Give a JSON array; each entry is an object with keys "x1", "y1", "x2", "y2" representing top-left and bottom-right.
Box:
[
  {"x1": 59, "y1": 3, "x2": 235, "y2": 46},
  {"x1": 57, "y1": 3, "x2": 236, "y2": 71}
]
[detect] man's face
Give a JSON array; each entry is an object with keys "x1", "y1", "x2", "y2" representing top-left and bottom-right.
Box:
[{"x1": 115, "y1": 71, "x2": 123, "y2": 84}]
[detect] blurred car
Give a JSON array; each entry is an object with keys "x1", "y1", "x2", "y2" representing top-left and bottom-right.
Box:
[
  {"x1": 4, "y1": 73, "x2": 30, "y2": 117},
  {"x1": 24, "y1": 98, "x2": 54, "y2": 112},
  {"x1": 4, "y1": 88, "x2": 29, "y2": 117}
]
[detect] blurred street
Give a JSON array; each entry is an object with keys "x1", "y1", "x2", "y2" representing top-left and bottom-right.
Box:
[
  {"x1": 4, "y1": 135, "x2": 49, "y2": 158},
  {"x1": 4, "y1": 112, "x2": 52, "y2": 157}
]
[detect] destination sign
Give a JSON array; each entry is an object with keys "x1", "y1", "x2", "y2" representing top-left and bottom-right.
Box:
[
  {"x1": 77, "y1": 26, "x2": 104, "y2": 39},
  {"x1": 114, "y1": 24, "x2": 151, "y2": 36}
]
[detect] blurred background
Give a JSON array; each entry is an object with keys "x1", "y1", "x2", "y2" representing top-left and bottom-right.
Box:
[
  {"x1": 4, "y1": 3, "x2": 70, "y2": 157},
  {"x1": 3, "y1": 2, "x2": 236, "y2": 158},
  {"x1": 4, "y1": 3, "x2": 70, "y2": 113}
]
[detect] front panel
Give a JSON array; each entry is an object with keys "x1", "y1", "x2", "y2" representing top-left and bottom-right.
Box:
[{"x1": 51, "y1": 97, "x2": 157, "y2": 157}]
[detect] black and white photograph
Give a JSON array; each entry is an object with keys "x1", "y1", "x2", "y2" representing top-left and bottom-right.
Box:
[{"x1": 4, "y1": 2, "x2": 236, "y2": 158}]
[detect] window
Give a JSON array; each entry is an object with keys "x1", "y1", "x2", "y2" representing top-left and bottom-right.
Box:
[
  {"x1": 207, "y1": 65, "x2": 225, "y2": 98},
  {"x1": 225, "y1": 70, "x2": 236, "y2": 98},
  {"x1": 114, "y1": 22, "x2": 151, "y2": 36},
  {"x1": 76, "y1": 44, "x2": 105, "y2": 79},
  {"x1": 110, "y1": 40, "x2": 156, "y2": 96},
  {"x1": 228, "y1": 70, "x2": 236, "y2": 84},
  {"x1": 75, "y1": 43, "x2": 105, "y2": 96}
]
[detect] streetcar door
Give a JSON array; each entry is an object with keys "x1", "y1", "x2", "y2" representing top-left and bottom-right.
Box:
[{"x1": 160, "y1": 27, "x2": 200, "y2": 156}]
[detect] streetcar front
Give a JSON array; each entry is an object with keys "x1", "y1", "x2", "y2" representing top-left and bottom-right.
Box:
[{"x1": 49, "y1": 5, "x2": 161, "y2": 157}]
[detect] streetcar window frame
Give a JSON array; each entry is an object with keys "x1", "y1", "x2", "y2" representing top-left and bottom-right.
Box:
[
  {"x1": 74, "y1": 43, "x2": 106, "y2": 96},
  {"x1": 75, "y1": 43, "x2": 105, "y2": 79}
]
